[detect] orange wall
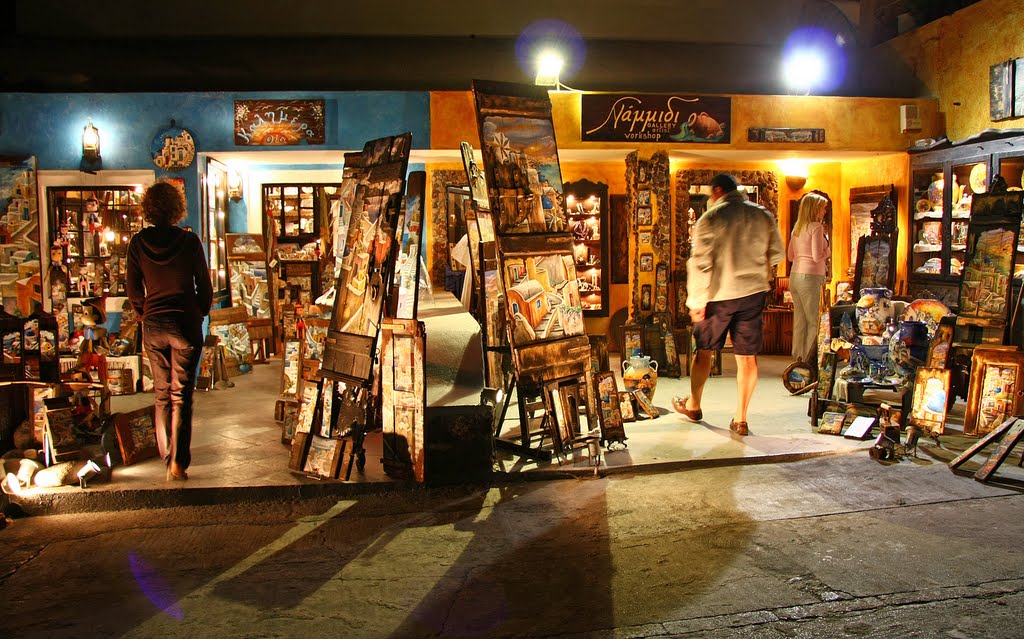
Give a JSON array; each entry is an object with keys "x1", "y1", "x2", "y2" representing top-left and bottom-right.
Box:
[
  {"x1": 430, "y1": 91, "x2": 943, "y2": 152},
  {"x1": 883, "y1": 0, "x2": 1024, "y2": 141},
  {"x1": 839, "y1": 154, "x2": 911, "y2": 293}
]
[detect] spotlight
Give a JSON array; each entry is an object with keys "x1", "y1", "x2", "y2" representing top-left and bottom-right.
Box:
[
  {"x1": 77, "y1": 459, "x2": 102, "y2": 489},
  {"x1": 480, "y1": 387, "x2": 504, "y2": 406},
  {"x1": 535, "y1": 51, "x2": 564, "y2": 87}
]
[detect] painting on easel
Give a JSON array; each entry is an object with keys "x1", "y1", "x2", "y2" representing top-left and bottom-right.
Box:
[
  {"x1": 473, "y1": 80, "x2": 566, "y2": 235},
  {"x1": 498, "y1": 234, "x2": 585, "y2": 348}
]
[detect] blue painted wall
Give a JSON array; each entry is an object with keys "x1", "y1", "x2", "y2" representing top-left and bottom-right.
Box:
[{"x1": 0, "y1": 91, "x2": 431, "y2": 232}]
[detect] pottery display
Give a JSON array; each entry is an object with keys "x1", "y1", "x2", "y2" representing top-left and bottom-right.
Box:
[
  {"x1": 622, "y1": 355, "x2": 658, "y2": 401},
  {"x1": 856, "y1": 287, "x2": 893, "y2": 336}
]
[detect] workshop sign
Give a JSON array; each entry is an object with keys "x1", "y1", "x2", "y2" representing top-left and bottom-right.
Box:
[
  {"x1": 581, "y1": 94, "x2": 731, "y2": 143},
  {"x1": 234, "y1": 99, "x2": 326, "y2": 146}
]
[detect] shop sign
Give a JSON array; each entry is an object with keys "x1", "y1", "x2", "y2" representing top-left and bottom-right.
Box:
[
  {"x1": 234, "y1": 99, "x2": 326, "y2": 146},
  {"x1": 581, "y1": 94, "x2": 731, "y2": 143}
]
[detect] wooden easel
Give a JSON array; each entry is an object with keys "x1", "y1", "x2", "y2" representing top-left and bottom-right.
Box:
[{"x1": 948, "y1": 417, "x2": 1024, "y2": 483}]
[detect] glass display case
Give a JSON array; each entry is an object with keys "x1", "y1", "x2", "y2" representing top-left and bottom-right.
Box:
[
  {"x1": 263, "y1": 183, "x2": 339, "y2": 244},
  {"x1": 48, "y1": 186, "x2": 143, "y2": 300},
  {"x1": 563, "y1": 179, "x2": 609, "y2": 316},
  {"x1": 908, "y1": 132, "x2": 1024, "y2": 308}
]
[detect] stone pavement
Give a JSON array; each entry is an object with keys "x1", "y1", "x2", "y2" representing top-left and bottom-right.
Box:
[{"x1": 1, "y1": 453, "x2": 1023, "y2": 638}]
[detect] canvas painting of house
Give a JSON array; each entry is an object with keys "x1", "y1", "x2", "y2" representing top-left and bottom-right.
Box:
[
  {"x1": 0, "y1": 157, "x2": 41, "y2": 317},
  {"x1": 500, "y1": 244, "x2": 585, "y2": 347}
]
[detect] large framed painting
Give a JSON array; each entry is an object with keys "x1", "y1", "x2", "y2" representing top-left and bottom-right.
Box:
[
  {"x1": 322, "y1": 133, "x2": 412, "y2": 383},
  {"x1": 472, "y1": 80, "x2": 566, "y2": 235},
  {"x1": 391, "y1": 171, "x2": 425, "y2": 320},
  {"x1": 908, "y1": 367, "x2": 951, "y2": 436},
  {"x1": 0, "y1": 157, "x2": 41, "y2": 317},
  {"x1": 958, "y1": 192, "x2": 1024, "y2": 327},
  {"x1": 852, "y1": 235, "x2": 896, "y2": 295},
  {"x1": 964, "y1": 347, "x2": 1024, "y2": 436},
  {"x1": 848, "y1": 185, "x2": 889, "y2": 269},
  {"x1": 496, "y1": 233, "x2": 590, "y2": 381}
]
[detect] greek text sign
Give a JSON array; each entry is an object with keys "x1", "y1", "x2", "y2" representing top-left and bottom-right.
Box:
[
  {"x1": 581, "y1": 94, "x2": 730, "y2": 143},
  {"x1": 234, "y1": 99, "x2": 326, "y2": 146}
]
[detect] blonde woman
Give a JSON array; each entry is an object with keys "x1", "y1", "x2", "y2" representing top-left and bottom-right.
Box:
[{"x1": 787, "y1": 192, "x2": 830, "y2": 368}]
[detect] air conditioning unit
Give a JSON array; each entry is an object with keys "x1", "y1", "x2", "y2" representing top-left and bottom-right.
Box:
[{"x1": 900, "y1": 104, "x2": 922, "y2": 133}]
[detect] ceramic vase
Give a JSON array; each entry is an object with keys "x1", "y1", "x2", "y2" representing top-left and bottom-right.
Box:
[
  {"x1": 856, "y1": 287, "x2": 893, "y2": 336},
  {"x1": 622, "y1": 355, "x2": 658, "y2": 401}
]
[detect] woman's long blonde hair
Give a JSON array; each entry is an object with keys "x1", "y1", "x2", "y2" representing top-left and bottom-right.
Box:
[{"x1": 792, "y1": 192, "x2": 828, "y2": 239}]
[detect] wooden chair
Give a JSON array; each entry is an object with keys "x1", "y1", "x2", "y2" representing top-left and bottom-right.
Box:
[{"x1": 246, "y1": 317, "x2": 275, "y2": 363}]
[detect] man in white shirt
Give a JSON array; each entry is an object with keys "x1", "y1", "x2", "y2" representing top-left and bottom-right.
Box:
[{"x1": 672, "y1": 174, "x2": 784, "y2": 436}]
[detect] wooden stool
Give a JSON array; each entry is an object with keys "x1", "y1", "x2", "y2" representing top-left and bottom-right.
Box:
[{"x1": 246, "y1": 317, "x2": 275, "y2": 363}]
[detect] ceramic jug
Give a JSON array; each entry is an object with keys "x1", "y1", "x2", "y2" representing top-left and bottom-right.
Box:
[
  {"x1": 622, "y1": 355, "x2": 658, "y2": 401},
  {"x1": 856, "y1": 287, "x2": 893, "y2": 337}
]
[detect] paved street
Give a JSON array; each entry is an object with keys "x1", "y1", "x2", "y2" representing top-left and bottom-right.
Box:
[{"x1": 2, "y1": 453, "x2": 1023, "y2": 638}]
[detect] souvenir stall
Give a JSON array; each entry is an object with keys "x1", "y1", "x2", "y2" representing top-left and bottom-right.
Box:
[{"x1": 809, "y1": 178, "x2": 1024, "y2": 468}]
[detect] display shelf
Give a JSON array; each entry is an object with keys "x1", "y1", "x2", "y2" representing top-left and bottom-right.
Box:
[
  {"x1": 48, "y1": 186, "x2": 143, "y2": 301},
  {"x1": 908, "y1": 132, "x2": 1024, "y2": 308},
  {"x1": 563, "y1": 179, "x2": 609, "y2": 316}
]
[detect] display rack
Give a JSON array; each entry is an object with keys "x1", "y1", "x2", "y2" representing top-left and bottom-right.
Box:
[
  {"x1": 908, "y1": 131, "x2": 1024, "y2": 307},
  {"x1": 48, "y1": 187, "x2": 143, "y2": 301},
  {"x1": 563, "y1": 179, "x2": 609, "y2": 316}
]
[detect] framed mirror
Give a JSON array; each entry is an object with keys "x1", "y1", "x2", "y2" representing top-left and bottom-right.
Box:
[{"x1": 674, "y1": 169, "x2": 780, "y2": 327}]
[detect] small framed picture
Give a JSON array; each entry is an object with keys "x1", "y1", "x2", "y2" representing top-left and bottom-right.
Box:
[
  {"x1": 640, "y1": 284, "x2": 652, "y2": 311},
  {"x1": 632, "y1": 389, "x2": 659, "y2": 419},
  {"x1": 637, "y1": 189, "x2": 651, "y2": 206},
  {"x1": 817, "y1": 411, "x2": 845, "y2": 435},
  {"x1": 618, "y1": 391, "x2": 636, "y2": 422},
  {"x1": 638, "y1": 231, "x2": 652, "y2": 247},
  {"x1": 639, "y1": 253, "x2": 654, "y2": 272},
  {"x1": 637, "y1": 206, "x2": 653, "y2": 227},
  {"x1": 637, "y1": 160, "x2": 649, "y2": 184},
  {"x1": 909, "y1": 367, "x2": 951, "y2": 436}
]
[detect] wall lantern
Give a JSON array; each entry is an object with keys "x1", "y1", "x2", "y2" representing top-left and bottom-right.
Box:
[
  {"x1": 227, "y1": 168, "x2": 243, "y2": 201},
  {"x1": 82, "y1": 120, "x2": 101, "y2": 163},
  {"x1": 778, "y1": 159, "x2": 810, "y2": 191}
]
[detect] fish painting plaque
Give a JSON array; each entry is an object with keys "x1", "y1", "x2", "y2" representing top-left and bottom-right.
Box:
[{"x1": 234, "y1": 99, "x2": 326, "y2": 146}]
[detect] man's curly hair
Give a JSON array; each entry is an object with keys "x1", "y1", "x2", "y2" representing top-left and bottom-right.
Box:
[{"x1": 141, "y1": 182, "x2": 186, "y2": 226}]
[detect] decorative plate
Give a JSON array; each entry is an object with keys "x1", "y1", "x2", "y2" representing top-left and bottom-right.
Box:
[
  {"x1": 969, "y1": 163, "x2": 987, "y2": 194},
  {"x1": 900, "y1": 298, "x2": 951, "y2": 338},
  {"x1": 916, "y1": 198, "x2": 932, "y2": 213},
  {"x1": 151, "y1": 124, "x2": 196, "y2": 171}
]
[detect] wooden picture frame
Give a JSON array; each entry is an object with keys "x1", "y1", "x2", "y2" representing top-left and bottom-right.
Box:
[
  {"x1": 618, "y1": 390, "x2": 636, "y2": 422},
  {"x1": 957, "y1": 192, "x2": 1024, "y2": 327},
  {"x1": 926, "y1": 317, "x2": 955, "y2": 368},
  {"x1": 817, "y1": 352, "x2": 838, "y2": 401},
  {"x1": 472, "y1": 80, "x2": 567, "y2": 234},
  {"x1": 113, "y1": 405, "x2": 159, "y2": 466},
  {"x1": 594, "y1": 370, "x2": 627, "y2": 445},
  {"x1": 817, "y1": 410, "x2": 845, "y2": 435},
  {"x1": 302, "y1": 434, "x2": 346, "y2": 479},
  {"x1": 964, "y1": 347, "x2": 1024, "y2": 436},
  {"x1": 632, "y1": 389, "x2": 659, "y2": 419},
  {"x1": 909, "y1": 367, "x2": 952, "y2": 436},
  {"x1": 195, "y1": 334, "x2": 218, "y2": 391},
  {"x1": 43, "y1": 397, "x2": 79, "y2": 462},
  {"x1": 852, "y1": 234, "x2": 896, "y2": 295},
  {"x1": 990, "y1": 60, "x2": 1014, "y2": 122}
]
